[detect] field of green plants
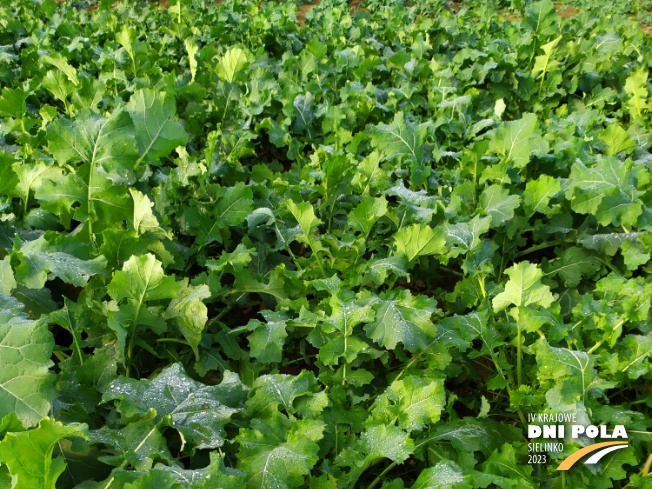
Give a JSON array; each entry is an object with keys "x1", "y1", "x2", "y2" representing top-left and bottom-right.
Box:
[{"x1": 1, "y1": 0, "x2": 651, "y2": 487}]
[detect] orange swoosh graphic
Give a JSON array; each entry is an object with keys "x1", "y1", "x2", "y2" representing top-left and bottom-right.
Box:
[{"x1": 557, "y1": 441, "x2": 628, "y2": 471}]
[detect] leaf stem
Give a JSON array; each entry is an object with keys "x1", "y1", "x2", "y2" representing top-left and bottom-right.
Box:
[
  {"x1": 516, "y1": 238, "x2": 573, "y2": 258},
  {"x1": 156, "y1": 338, "x2": 191, "y2": 346},
  {"x1": 516, "y1": 321, "x2": 522, "y2": 387},
  {"x1": 366, "y1": 462, "x2": 397, "y2": 489}
]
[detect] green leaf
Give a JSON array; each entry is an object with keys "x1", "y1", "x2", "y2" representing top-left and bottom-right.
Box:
[
  {"x1": 103, "y1": 363, "x2": 243, "y2": 450},
  {"x1": 164, "y1": 279, "x2": 210, "y2": 360},
  {"x1": 371, "y1": 111, "x2": 429, "y2": 165},
  {"x1": 424, "y1": 418, "x2": 518, "y2": 455},
  {"x1": 286, "y1": 200, "x2": 322, "y2": 243},
  {"x1": 317, "y1": 291, "x2": 375, "y2": 365},
  {"x1": 566, "y1": 158, "x2": 642, "y2": 227},
  {"x1": 479, "y1": 185, "x2": 521, "y2": 227},
  {"x1": 535, "y1": 339, "x2": 611, "y2": 404},
  {"x1": 13, "y1": 235, "x2": 107, "y2": 289},
  {"x1": 91, "y1": 410, "x2": 174, "y2": 470},
  {"x1": 348, "y1": 196, "x2": 387, "y2": 237},
  {"x1": 522, "y1": 175, "x2": 560, "y2": 216},
  {"x1": 216, "y1": 183, "x2": 255, "y2": 226},
  {"x1": 236, "y1": 413, "x2": 323, "y2": 489},
  {"x1": 134, "y1": 453, "x2": 246, "y2": 488},
  {"x1": 492, "y1": 261, "x2": 554, "y2": 313},
  {"x1": 394, "y1": 223, "x2": 446, "y2": 262},
  {"x1": 618, "y1": 334, "x2": 652, "y2": 379},
  {"x1": 47, "y1": 108, "x2": 139, "y2": 184},
  {"x1": 0, "y1": 88, "x2": 28, "y2": 118},
  {"x1": 480, "y1": 444, "x2": 533, "y2": 488},
  {"x1": 246, "y1": 370, "x2": 321, "y2": 417},
  {"x1": 365, "y1": 255, "x2": 409, "y2": 287},
  {"x1": 126, "y1": 89, "x2": 188, "y2": 163},
  {"x1": 0, "y1": 294, "x2": 55, "y2": 426},
  {"x1": 543, "y1": 247, "x2": 600, "y2": 287},
  {"x1": 42, "y1": 52, "x2": 79, "y2": 85},
  {"x1": 185, "y1": 183, "x2": 254, "y2": 246},
  {"x1": 0, "y1": 418, "x2": 86, "y2": 489},
  {"x1": 247, "y1": 311, "x2": 290, "y2": 363},
  {"x1": 366, "y1": 290, "x2": 439, "y2": 352},
  {"x1": 387, "y1": 376, "x2": 445, "y2": 431},
  {"x1": 361, "y1": 425, "x2": 414, "y2": 464},
  {"x1": 411, "y1": 461, "x2": 468, "y2": 489},
  {"x1": 444, "y1": 215, "x2": 491, "y2": 258},
  {"x1": 488, "y1": 113, "x2": 548, "y2": 168}
]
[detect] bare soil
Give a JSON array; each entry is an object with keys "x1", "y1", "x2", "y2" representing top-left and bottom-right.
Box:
[{"x1": 296, "y1": 0, "x2": 320, "y2": 26}]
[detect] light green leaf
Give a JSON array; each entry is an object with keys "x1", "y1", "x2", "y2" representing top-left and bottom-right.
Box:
[
  {"x1": 286, "y1": 200, "x2": 322, "y2": 241},
  {"x1": 599, "y1": 124, "x2": 636, "y2": 155},
  {"x1": 394, "y1": 223, "x2": 446, "y2": 262},
  {"x1": 216, "y1": 47, "x2": 250, "y2": 83},
  {"x1": 107, "y1": 253, "x2": 179, "y2": 304},
  {"x1": 317, "y1": 292, "x2": 375, "y2": 365},
  {"x1": 42, "y1": 71, "x2": 74, "y2": 106},
  {"x1": 0, "y1": 295, "x2": 55, "y2": 427},
  {"x1": 492, "y1": 261, "x2": 554, "y2": 312},
  {"x1": 42, "y1": 52, "x2": 79, "y2": 85},
  {"x1": 494, "y1": 99, "x2": 506, "y2": 119},
  {"x1": 130, "y1": 189, "x2": 161, "y2": 236},
  {"x1": 0, "y1": 257, "x2": 16, "y2": 295},
  {"x1": 566, "y1": 158, "x2": 642, "y2": 227},
  {"x1": 184, "y1": 39, "x2": 199, "y2": 81},
  {"x1": 0, "y1": 418, "x2": 87, "y2": 489},
  {"x1": 165, "y1": 280, "x2": 210, "y2": 359},
  {"x1": 624, "y1": 67, "x2": 650, "y2": 119},
  {"x1": 621, "y1": 240, "x2": 650, "y2": 271}
]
